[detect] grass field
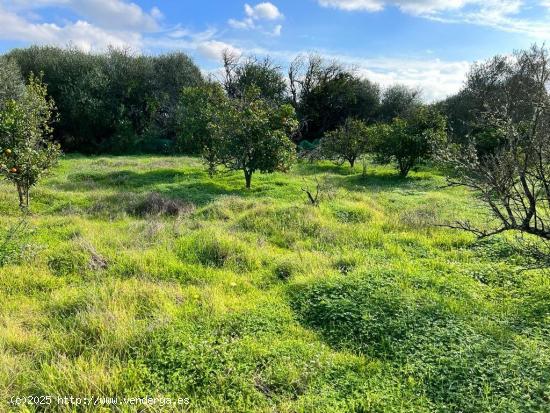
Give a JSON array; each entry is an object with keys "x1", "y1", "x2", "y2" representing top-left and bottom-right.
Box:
[{"x1": 0, "y1": 155, "x2": 548, "y2": 412}]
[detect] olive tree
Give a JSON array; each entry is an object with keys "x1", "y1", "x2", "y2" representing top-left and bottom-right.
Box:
[
  {"x1": 371, "y1": 106, "x2": 447, "y2": 177},
  {"x1": 0, "y1": 57, "x2": 25, "y2": 106},
  {"x1": 208, "y1": 87, "x2": 298, "y2": 188},
  {"x1": 222, "y1": 52, "x2": 287, "y2": 103},
  {"x1": 0, "y1": 74, "x2": 61, "y2": 209},
  {"x1": 439, "y1": 45, "x2": 550, "y2": 247},
  {"x1": 321, "y1": 118, "x2": 369, "y2": 169}
]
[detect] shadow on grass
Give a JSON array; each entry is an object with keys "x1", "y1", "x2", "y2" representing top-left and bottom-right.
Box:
[
  {"x1": 60, "y1": 169, "x2": 199, "y2": 191},
  {"x1": 295, "y1": 162, "x2": 356, "y2": 176}
]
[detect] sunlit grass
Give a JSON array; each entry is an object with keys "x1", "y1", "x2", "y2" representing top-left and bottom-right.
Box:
[{"x1": 0, "y1": 155, "x2": 548, "y2": 412}]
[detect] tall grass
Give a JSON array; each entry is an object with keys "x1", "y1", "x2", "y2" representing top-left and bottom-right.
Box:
[{"x1": 0, "y1": 155, "x2": 548, "y2": 412}]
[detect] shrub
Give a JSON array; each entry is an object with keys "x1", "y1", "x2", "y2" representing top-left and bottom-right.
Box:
[{"x1": 193, "y1": 85, "x2": 298, "y2": 188}]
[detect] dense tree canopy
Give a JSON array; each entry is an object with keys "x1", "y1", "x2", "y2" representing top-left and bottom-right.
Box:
[
  {"x1": 289, "y1": 55, "x2": 380, "y2": 142},
  {"x1": 177, "y1": 83, "x2": 227, "y2": 173},
  {"x1": 0, "y1": 57, "x2": 25, "y2": 107},
  {"x1": 222, "y1": 52, "x2": 288, "y2": 104},
  {"x1": 6, "y1": 46, "x2": 203, "y2": 154},
  {"x1": 378, "y1": 84, "x2": 422, "y2": 122},
  {"x1": 321, "y1": 118, "x2": 370, "y2": 168}
]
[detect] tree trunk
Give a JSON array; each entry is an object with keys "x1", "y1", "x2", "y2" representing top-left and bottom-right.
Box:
[
  {"x1": 244, "y1": 170, "x2": 252, "y2": 189},
  {"x1": 349, "y1": 158, "x2": 355, "y2": 170}
]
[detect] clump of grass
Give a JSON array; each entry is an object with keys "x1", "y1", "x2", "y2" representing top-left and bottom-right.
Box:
[
  {"x1": 130, "y1": 192, "x2": 195, "y2": 217},
  {"x1": 331, "y1": 203, "x2": 373, "y2": 224},
  {"x1": 274, "y1": 259, "x2": 295, "y2": 281},
  {"x1": 0, "y1": 217, "x2": 36, "y2": 267},
  {"x1": 398, "y1": 206, "x2": 438, "y2": 229},
  {"x1": 237, "y1": 205, "x2": 324, "y2": 248},
  {"x1": 176, "y1": 228, "x2": 259, "y2": 271}
]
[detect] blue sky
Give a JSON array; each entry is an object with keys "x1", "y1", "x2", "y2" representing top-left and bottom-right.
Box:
[{"x1": 1, "y1": 0, "x2": 549, "y2": 100}]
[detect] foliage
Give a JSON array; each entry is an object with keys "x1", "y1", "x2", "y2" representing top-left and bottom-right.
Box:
[
  {"x1": 222, "y1": 52, "x2": 288, "y2": 104},
  {"x1": 321, "y1": 118, "x2": 369, "y2": 168},
  {"x1": 289, "y1": 55, "x2": 380, "y2": 141},
  {"x1": 439, "y1": 45, "x2": 550, "y2": 249},
  {"x1": 0, "y1": 154, "x2": 547, "y2": 412},
  {"x1": 371, "y1": 106, "x2": 447, "y2": 177},
  {"x1": 0, "y1": 57, "x2": 25, "y2": 107},
  {"x1": 176, "y1": 83, "x2": 227, "y2": 173},
  {"x1": 378, "y1": 84, "x2": 421, "y2": 122},
  {"x1": 0, "y1": 74, "x2": 61, "y2": 209},
  {"x1": 207, "y1": 87, "x2": 298, "y2": 188},
  {"x1": 6, "y1": 46, "x2": 203, "y2": 154}
]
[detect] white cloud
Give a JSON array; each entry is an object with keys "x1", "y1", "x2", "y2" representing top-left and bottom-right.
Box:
[
  {"x1": 317, "y1": 0, "x2": 550, "y2": 38},
  {"x1": 1, "y1": 0, "x2": 162, "y2": 31},
  {"x1": 228, "y1": 17, "x2": 255, "y2": 29},
  {"x1": 272, "y1": 24, "x2": 283, "y2": 36},
  {"x1": 0, "y1": 5, "x2": 142, "y2": 51},
  {"x1": 229, "y1": 2, "x2": 283, "y2": 32},
  {"x1": 350, "y1": 56, "x2": 470, "y2": 101},
  {"x1": 319, "y1": 0, "x2": 485, "y2": 14},
  {"x1": 197, "y1": 40, "x2": 242, "y2": 60},
  {"x1": 245, "y1": 2, "x2": 283, "y2": 20}
]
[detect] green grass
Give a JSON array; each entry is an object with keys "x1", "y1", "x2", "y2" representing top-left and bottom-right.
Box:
[{"x1": 0, "y1": 155, "x2": 548, "y2": 412}]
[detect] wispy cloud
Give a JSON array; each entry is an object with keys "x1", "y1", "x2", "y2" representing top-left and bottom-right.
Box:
[{"x1": 317, "y1": 0, "x2": 550, "y2": 38}]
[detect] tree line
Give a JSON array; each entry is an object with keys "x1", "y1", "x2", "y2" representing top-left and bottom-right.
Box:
[
  {"x1": 0, "y1": 44, "x2": 548, "y2": 264},
  {"x1": 5, "y1": 46, "x2": 203, "y2": 154}
]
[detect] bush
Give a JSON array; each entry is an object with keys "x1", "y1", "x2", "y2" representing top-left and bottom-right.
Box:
[
  {"x1": 321, "y1": 118, "x2": 369, "y2": 168},
  {"x1": 0, "y1": 73, "x2": 61, "y2": 209}
]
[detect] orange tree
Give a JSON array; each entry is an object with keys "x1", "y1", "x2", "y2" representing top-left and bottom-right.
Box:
[{"x1": 0, "y1": 74, "x2": 61, "y2": 210}]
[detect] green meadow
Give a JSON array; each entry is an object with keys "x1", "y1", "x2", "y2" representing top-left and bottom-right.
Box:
[{"x1": 0, "y1": 155, "x2": 548, "y2": 412}]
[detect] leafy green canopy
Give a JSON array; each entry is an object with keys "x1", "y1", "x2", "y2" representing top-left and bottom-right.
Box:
[
  {"x1": 321, "y1": 118, "x2": 370, "y2": 168},
  {"x1": 371, "y1": 106, "x2": 447, "y2": 177},
  {"x1": 0, "y1": 73, "x2": 61, "y2": 209},
  {"x1": 181, "y1": 85, "x2": 297, "y2": 188},
  {"x1": 209, "y1": 87, "x2": 298, "y2": 188},
  {"x1": 6, "y1": 46, "x2": 203, "y2": 154}
]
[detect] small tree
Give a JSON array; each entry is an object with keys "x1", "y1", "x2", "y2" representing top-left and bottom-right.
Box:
[
  {"x1": 0, "y1": 74, "x2": 61, "y2": 210},
  {"x1": 371, "y1": 106, "x2": 447, "y2": 177},
  {"x1": 321, "y1": 118, "x2": 369, "y2": 169},
  {"x1": 208, "y1": 87, "x2": 298, "y2": 188},
  {"x1": 177, "y1": 83, "x2": 226, "y2": 175}
]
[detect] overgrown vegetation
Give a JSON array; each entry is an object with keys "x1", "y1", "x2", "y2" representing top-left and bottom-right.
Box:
[
  {"x1": 0, "y1": 155, "x2": 547, "y2": 412},
  {"x1": 0, "y1": 42, "x2": 549, "y2": 412}
]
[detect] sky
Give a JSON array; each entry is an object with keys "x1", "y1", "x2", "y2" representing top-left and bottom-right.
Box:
[{"x1": 0, "y1": 0, "x2": 549, "y2": 101}]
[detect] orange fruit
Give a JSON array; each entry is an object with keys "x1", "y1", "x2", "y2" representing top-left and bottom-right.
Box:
[{"x1": 9, "y1": 167, "x2": 17, "y2": 173}]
